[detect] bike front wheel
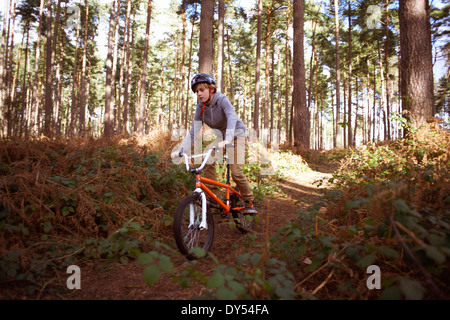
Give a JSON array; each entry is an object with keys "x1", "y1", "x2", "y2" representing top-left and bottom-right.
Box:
[{"x1": 173, "y1": 193, "x2": 215, "y2": 260}]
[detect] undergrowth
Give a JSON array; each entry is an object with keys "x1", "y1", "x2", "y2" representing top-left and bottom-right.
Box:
[
  {"x1": 2, "y1": 124, "x2": 448, "y2": 300},
  {"x1": 141, "y1": 124, "x2": 449, "y2": 300},
  {"x1": 275, "y1": 124, "x2": 449, "y2": 299},
  {"x1": 0, "y1": 132, "x2": 189, "y2": 297},
  {"x1": 0, "y1": 131, "x2": 289, "y2": 298}
]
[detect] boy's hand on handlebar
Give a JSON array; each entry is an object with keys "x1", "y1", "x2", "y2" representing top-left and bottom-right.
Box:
[
  {"x1": 171, "y1": 151, "x2": 179, "y2": 159},
  {"x1": 218, "y1": 140, "x2": 231, "y2": 150}
]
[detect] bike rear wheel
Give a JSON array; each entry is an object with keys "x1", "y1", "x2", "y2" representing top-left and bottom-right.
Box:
[
  {"x1": 232, "y1": 210, "x2": 256, "y2": 233},
  {"x1": 230, "y1": 190, "x2": 256, "y2": 233},
  {"x1": 173, "y1": 193, "x2": 214, "y2": 260}
]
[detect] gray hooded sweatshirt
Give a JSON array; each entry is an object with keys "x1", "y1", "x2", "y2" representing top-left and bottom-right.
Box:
[{"x1": 178, "y1": 92, "x2": 246, "y2": 152}]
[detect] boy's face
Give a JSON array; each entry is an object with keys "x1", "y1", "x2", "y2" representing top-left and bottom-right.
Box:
[{"x1": 195, "y1": 84, "x2": 210, "y2": 103}]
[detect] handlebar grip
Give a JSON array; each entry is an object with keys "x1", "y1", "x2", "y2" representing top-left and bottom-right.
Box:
[{"x1": 211, "y1": 143, "x2": 235, "y2": 150}]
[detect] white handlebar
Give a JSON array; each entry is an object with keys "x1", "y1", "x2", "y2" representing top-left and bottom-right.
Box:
[
  {"x1": 179, "y1": 144, "x2": 234, "y2": 172},
  {"x1": 179, "y1": 146, "x2": 217, "y2": 172}
]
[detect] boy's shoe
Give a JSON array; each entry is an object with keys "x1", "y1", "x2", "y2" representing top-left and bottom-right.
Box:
[{"x1": 243, "y1": 200, "x2": 257, "y2": 214}]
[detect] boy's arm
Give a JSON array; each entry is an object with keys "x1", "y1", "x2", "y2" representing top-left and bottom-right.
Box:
[{"x1": 220, "y1": 96, "x2": 239, "y2": 143}]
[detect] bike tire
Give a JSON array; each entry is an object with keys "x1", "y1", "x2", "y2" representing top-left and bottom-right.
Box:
[
  {"x1": 232, "y1": 210, "x2": 256, "y2": 233},
  {"x1": 173, "y1": 193, "x2": 215, "y2": 260}
]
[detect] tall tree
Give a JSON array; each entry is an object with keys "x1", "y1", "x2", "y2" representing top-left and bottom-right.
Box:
[
  {"x1": 198, "y1": 0, "x2": 214, "y2": 74},
  {"x1": 334, "y1": 0, "x2": 342, "y2": 148},
  {"x1": 122, "y1": 0, "x2": 132, "y2": 134},
  {"x1": 30, "y1": 0, "x2": 44, "y2": 136},
  {"x1": 347, "y1": 0, "x2": 353, "y2": 147},
  {"x1": 399, "y1": 0, "x2": 435, "y2": 127},
  {"x1": 43, "y1": 0, "x2": 53, "y2": 136},
  {"x1": 217, "y1": 0, "x2": 225, "y2": 92},
  {"x1": 79, "y1": 0, "x2": 90, "y2": 134},
  {"x1": 69, "y1": 0, "x2": 82, "y2": 136},
  {"x1": 263, "y1": 1, "x2": 275, "y2": 133},
  {"x1": 104, "y1": 0, "x2": 116, "y2": 137},
  {"x1": 292, "y1": 0, "x2": 309, "y2": 148},
  {"x1": 51, "y1": 0, "x2": 62, "y2": 135},
  {"x1": 0, "y1": 0, "x2": 9, "y2": 123},
  {"x1": 254, "y1": 0, "x2": 263, "y2": 135},
  {"x1": 137, "y1": 0, "x2": 153, "y2": 135},
  {"x1": 384, "y1": 0, "x2": 391, "y2": 140}
]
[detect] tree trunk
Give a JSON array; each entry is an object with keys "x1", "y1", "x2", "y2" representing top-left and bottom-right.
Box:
[
  {"x1": 217, "y1": 0, "x2": 224, "y2": 92},
  {"x1": 104, "y1": 0, "x2": 116, "y2": 137},
  {"x1": 122, "y1": 0, "x2": 132, "y2": 135},
  {"x1": 334, "y1": 0, "x2": 342, "y2": 148},
  {"x1": 378, "y1": 40, "x2": 387, "y2": 139},
  {"x1": 254, "y1": 0, "x2": 263, "y2": 135},
  {"x1": 112, "y1": 0, "x2": 121, "y2": 133},
  {"x1": 29, "y1": 0, "x2": 45, "y2": 136},
  {"x1": 270, "y1": 44, "x2": 275, "y2": 140},
  {"x1": 43, "y1": 0, "x2": 53, "y2": 136},
  {"x1": 20, "y1": 23, "x2": 30, "y2": 137},
  {"x1": 292, "y1": 0, "x2": 309, "y2": 149},
  {"x1": 277, "y1": 46, "x2": 282, "y2": 134},
  {"x1": 0, "y1": 0, "x2": 9, "y2": 120},
  {"x1": 284, "y1": 12, "x2": 290, "y2": 142},
  {"x1": 185, "y1": 6, "x2": 196, "y2": 129},
  {"x1": 399, "y1": 0, "x2": 434, "y2": 128},
  {"x1": 79, "y1": 0, "x2": 90, "y2": 135},
  {"x1": 198, "y1": 0, "x2": 214, "y2": 74},
  {"x1": 384, "y1": 0, "x2": 391, "y2": 139},
  {"x1": 263, "y1": 3, "x2": 273, "y2": 133},
  {"x1": 137, "y1": 0, "x2": 152, "y2": 135},
  {"x1": 180, "y1": 0, "x2": 187, "y2": 127},
  {"x1": 6, "y1": 0, "x2": 17, "y2": 137},
  {"x1": 347, "y1": 0, "x2": 353, "y2": 147},
  {"x1": 51, "y1": 0, "x2": 62, "y2": 136},
  {"x1": 226, "y1": 24, "x2": 234, "y2": 105}
]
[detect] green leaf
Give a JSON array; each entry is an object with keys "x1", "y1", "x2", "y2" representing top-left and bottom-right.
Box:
[
  {"x1": 207, "y1": 272, "x2": 225, "y2": 289},
  {"x1": 216, "y1": 287, "x2": 237, "y2": 300},
  {"x1": 62, "y1": 206, "x2": 74, "y2": 216},
  {"x1": 43, "y1": 222, "x2": 52, "y2": 233},
  {"x1": 189, "y1": 247, "x2": 206, "y2": 259},
  {"x1": 128, "y1": 222, "x2": 142, "y2": 231},
  {"x1": 356, "y1": 254, "x2": 376, "y2": 269},
  {"x1": 399, "y1": 277, "x2": 424, "y2": 300},
  {"x1": 392, "y1": 199, "x2": 411, "y2": 214},
  {"x1": 377, "y1": 246, "x2": 399, "y2": 259},
  {"x1": 158, "y1": 255, "x2": 174, "y2": 274},
  {"x1": 380, "y1": 285, "x2": 402, "y2": 300},
  {"x1": 425, "y1": 246, "x2": 446, "y2": 264},
  {"x1": 250, "y1": 253, "x2": 262, "y2": 266},
  {"x1": 236, "y1": 252, "x2": 251, "y2": 265},
  {"x1": 143, "y1": 265, "x2": 161, "y2": 286},
  {"x1": 136, "y1": 253, "x2": 154, "y2": 265},
  {"x1": 228, "y1": 280, "x2": 245, "y2": 296},
  {"x1": 345, "y1": 198, "x2": 370, "y2": 209},
  {"x1": 275, "y1": 286, "x2": 296, "y2": 300}
]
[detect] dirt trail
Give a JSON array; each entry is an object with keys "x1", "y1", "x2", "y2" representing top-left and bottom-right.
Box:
[{"x1": 58, "y1": 165, "x2": 336, "y2": 300}]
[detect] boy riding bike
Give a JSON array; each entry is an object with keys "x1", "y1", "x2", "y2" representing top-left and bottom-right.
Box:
[{"x1": 171, "y1": 73, "x2": 256, "y2": 215}]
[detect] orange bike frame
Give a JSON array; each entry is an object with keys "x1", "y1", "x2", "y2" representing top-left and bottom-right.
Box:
[{"x1": 196, "y1": 175, "x2": 244, "y2": 214}]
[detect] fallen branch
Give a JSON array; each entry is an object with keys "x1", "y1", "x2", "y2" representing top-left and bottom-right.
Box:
[{"x1": 312, "y1": 268, "x2": 334, "y2": 296}]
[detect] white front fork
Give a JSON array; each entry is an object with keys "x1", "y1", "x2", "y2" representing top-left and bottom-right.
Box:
[{"x1": 189, "y1": 189, "x2": 208, "y2": 230}]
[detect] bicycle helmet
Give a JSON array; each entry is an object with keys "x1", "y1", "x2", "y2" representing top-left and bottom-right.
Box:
[{"x1": 191, "y1": 73, "x2": 216, "y2": 92}]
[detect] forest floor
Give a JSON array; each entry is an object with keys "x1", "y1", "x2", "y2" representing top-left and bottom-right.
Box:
[{"x1": 50, "y1": 161, "x2": 337, "y2": 300}]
